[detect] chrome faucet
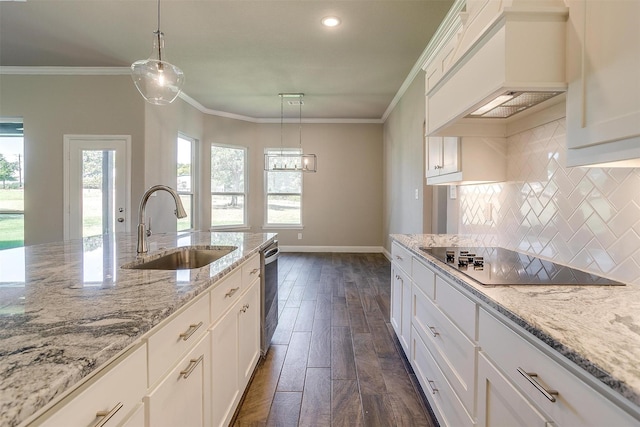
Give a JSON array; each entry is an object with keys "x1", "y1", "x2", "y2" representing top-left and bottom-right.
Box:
[{"x1": 137, "y1": 185, "x2": 188, "y2": 253}]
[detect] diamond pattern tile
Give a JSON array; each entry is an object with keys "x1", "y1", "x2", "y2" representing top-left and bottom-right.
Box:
[{"x1": 457, "y1": 118, "x2": 640, "y2": 286}]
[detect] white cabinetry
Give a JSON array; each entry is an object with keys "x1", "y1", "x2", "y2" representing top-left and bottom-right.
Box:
[
  {"x1": 565, "y1": 0, "x2": 640, "y2": 167},
  {"x1": 425, "y1": 136, "x2": 507, "y2": 186},
  {"x1": 37, "y1": 344, "x2": 147, "y2": 427},
  {"x1": 28, "y1": 252, "x2": 264, "y2": 427},
  {"x1": 427, "y1": 137, "x2": 459, "y2": 179},
  {"x1": 211, "y1": 254, "x2": 261, "y2": 427},
  {"x1": 390, "y1": 246, "x2": 478, "y2": 426},
  {"x1": 389, "y1": 240, "x2": 640, "y2": 427},
  {"x1": 390, "y1": 243, "x2": 412, "y2": 354},
  {"x1": 478, "y1": 308, "x2": 638, "y2": 427},
  {"x1": 145, "y1": 334, "x2": 212, "y2": 427}
]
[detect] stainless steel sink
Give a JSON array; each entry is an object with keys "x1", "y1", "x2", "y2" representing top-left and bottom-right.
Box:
[{"x1": 122, "y1": 246, "x2": 237, "y2": 270}]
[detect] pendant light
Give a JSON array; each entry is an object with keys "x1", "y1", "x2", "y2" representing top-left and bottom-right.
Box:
[
  {"x1": 264, "y1": 93, "x2": 317, "y2": 173},
  {"x1": 131, "y1": 0, "x2": 185, "y2": 105}
]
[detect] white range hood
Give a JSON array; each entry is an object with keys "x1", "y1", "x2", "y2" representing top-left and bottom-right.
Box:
[{"x1": 424, "y1": 0, "x2": 569, "y2": 137}]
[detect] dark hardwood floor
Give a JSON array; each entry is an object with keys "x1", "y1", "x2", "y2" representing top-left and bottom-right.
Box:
[{"x1": 233, "y1": 252, "x2": 438, "y2": 427}]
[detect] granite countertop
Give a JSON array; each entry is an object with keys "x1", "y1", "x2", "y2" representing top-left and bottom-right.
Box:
[
  {"x1": 0, "y1": 231, "x2": 276, "y2": 427},
  {"x1": 391, "y1": 234, "x2": 640, "y2": 414}
]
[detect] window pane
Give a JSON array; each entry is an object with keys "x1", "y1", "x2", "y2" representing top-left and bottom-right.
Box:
[
  {"x1": 177, "y1": 137, "x2": 192, "y2": 192},
  {"x1": 0, "y1": 133, "x2": 24, "y2": 249},
  {"x1": 267, "y1": 170, "x2": 301, "y2": 194},
  {"x1": 212, "y1": 195, "x2": 245, "y2": 226},
  {"x1": 211, "y1": 146, "x2": 245, "y2": 193},
  {"x1": 178, "y1": 194, "x2": 192, "y2": 231},
  {"x1": 267, "y1": 195, "x2": 300, "y2": 224}
]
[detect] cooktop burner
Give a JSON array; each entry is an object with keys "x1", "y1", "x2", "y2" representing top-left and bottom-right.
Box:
[{"x1": 420, "y1": 247, "x2": 625, "y2": 286}]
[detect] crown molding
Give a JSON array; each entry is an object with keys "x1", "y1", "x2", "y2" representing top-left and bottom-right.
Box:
[{"x1": 381, "y1": 0, "x2": 466, "y2": 122}]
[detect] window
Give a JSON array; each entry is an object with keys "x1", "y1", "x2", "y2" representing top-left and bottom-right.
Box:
[
  {"x1": 177, "y1": 134, "x2": 196, "y2": 231},
  {"x1": 211, "y1": 144, "x2": 247, "y2": 228},
  {"x1": 0, "y1": 121, "x2": 24, "y2": 249},
  {"x1": 265, "y1": 148, "x2": 302, "y2": 226}
]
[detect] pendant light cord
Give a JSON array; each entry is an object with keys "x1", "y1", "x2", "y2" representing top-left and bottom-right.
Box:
[{"x1": 156, "y1": 0, "x2": 162, "y2": 62}]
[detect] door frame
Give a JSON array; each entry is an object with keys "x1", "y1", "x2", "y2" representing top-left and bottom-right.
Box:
[{"x1": 63, "y1": 134, "x2": 132, "y2": 240}]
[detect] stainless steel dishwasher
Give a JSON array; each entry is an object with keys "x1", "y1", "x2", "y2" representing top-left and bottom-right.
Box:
[{"x1": 260, "y1": 240, "x2": 279, "y2": 356}]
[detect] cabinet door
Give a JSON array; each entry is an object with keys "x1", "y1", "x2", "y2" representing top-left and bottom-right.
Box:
[
  {"x1": 238, "y1": 280, "x2": 261, "y2": 389},
  {"x1": 477, "y1": 352, "x2": 551, "y2": 427},
  {"x1": 427, "y1": 137, "x2": 443, "y2": 178},
  {"x1": 145, "y1": 334, "x2": 211, "y2": 427},
  {"x1": 391, "y1": 265, "x2": 410, "y2": 354},
  {"x1": 566, "y1": 0, "x2": 640, "y2": 159},
  {"x1": 211, "y1": 302, "x2": 240, "y2": 427},
  {"x1": 440, "y1": 137, "x2": 460, "y2": 176}
]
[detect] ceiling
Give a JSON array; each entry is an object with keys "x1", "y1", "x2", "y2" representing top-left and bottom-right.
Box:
[{"x1": 0, "y1": 0, "x2": 454, "y2": 120}]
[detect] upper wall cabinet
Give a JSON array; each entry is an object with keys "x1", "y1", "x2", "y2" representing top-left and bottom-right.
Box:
[{"x1": 565, "y1": 0, "x2": 640, "y2": 167}]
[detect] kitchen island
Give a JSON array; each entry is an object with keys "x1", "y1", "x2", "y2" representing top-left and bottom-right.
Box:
[
  {"x1": 392, "y1": 234, "x2": 640, "y2": 425},
  {"x1": 0, "y1": 231, "x2": 275, "y2": 427}
]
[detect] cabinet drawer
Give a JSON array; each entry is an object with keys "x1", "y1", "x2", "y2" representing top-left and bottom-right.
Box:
[
  {"x1": 145, "y1": 334, "x2": 211, "y2": 427},
  {"x1": 412, "y1": 257, "x2": 435, "y2": 300},
  {"x1": 413, "y1": 285, "x2": 476, "y2": 415},
  {"x1": 39, "y1": 344, "x2": 147, "y2": 427},
  {"x1": 411, "y1": 327, "x2": 474, "y2": 427},
  {"x1": 241, "y1": 254, "x2": 261, "y2": 287},
  {"x1": 147, "y1": 294, "x2": 210, "y2": 386},
  {"x1": 391, "y1": 242, "x2": 412, "y2": 275},
  {"x1": 435, "y1": 275, "x2": 477, "y2": 340},
  {"x1": 211, "y1": 269, "x2": 242, "y2": 324},
  {"x1": 479, "y1": 309, "x2": 638, "y2": 427}
]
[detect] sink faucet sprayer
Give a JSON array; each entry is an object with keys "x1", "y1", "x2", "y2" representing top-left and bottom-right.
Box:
[{"x1": 137, "y1": 185, "x2": 187, "y2": 254}]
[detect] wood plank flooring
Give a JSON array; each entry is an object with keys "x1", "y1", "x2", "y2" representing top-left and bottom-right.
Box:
[{"x1": 233, "y1": 253, "x2": 438, "y2": 427}]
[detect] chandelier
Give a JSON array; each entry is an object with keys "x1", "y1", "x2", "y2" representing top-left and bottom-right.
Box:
[{"x1": 264, "y1": 93, "x2": 317, "y2": 173}]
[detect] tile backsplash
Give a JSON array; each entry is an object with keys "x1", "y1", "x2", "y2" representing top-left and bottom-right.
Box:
[{"x1": 456, "y1": 118, "x2": 640, "y2": 286}]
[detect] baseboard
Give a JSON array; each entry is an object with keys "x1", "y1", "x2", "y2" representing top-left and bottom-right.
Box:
[
  {"x1": 279, "y1": 245, "x2": 384, "y2": 253},
  {"x1": 382, "y1": 247, "x2": 391, "y2": 261}
]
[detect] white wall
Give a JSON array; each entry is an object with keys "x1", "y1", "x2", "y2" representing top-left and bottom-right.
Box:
[
  {"x1": 0, "y1": 73, "x2": 384, "y2": 249},
  {"x1": 0, "y1": 74, "x2": 146, "y2": 245},
  {"x1": 383, "y1": 71, "x2": 433, "y2": 251}
]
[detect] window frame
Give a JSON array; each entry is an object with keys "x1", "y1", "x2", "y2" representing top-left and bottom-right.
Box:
[
  {"x1": 177, "y1": 133, "x2": 197, "y2": 232},
  {"x1": 264, "y1": 147, "x2": 303, "y2": 229},
  {"x1": 210, "y1": 143, "x2": 248, "y2": 230}
]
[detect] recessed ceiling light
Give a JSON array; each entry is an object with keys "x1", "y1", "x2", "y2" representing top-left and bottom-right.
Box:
[{"x1": 321, "y1": 16, "x2": 341, "y2": 28}]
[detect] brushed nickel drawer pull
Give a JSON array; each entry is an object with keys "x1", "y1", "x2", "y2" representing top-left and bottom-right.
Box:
[
  {"x1": 428, "y1": 326, "x2": 439, "y2": 337},
  {"x1": 395, "y1": 255, "x2": 404, "y2": 261},
  {"x1": 180, "y1": 355, "x2": 204, "y2": 379},
  {"x1": 427, "y1": 379, "x2": 438, "y2": 394},
  {"x1": 517, "y1": 367, "x2": 558, "y2": 402},
  {"x1": 225, "y1": 287, "x2": 240, "y2": 298},
  {"x1": 95, "y1": 402, "x2": 123, "y2": 427},
  {"x1": 250, "y1": 268, "x2": 259, "y2": 275},
  {"x1": 179, "y1": 321, "x2": 203, "y2": 341}
]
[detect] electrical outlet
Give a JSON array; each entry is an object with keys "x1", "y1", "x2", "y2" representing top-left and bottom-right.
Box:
[
  {"x1": 415, "y1": 188, "x2": 419, "y2": 200},
  {"x1": 298, "y1": 233, "x2": 303, "y2": 240}
]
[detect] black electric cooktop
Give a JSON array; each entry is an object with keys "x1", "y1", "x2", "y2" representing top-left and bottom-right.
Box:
[{"x1": 420, "y1": 247, "x2": 625, "y2": 286}]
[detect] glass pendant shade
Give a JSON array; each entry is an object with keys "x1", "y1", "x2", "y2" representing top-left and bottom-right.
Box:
[{"x1": 131, "y1": 31, "x2": 185, "y2": 105}]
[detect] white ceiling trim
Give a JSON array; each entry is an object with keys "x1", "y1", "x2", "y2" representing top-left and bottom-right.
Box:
[
  {"x1": 381, "y1": 0, "x2": 466, "y2": 122},
  {"x1": 1, "y1": 66, "x2": 383, "y2": 124}
]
